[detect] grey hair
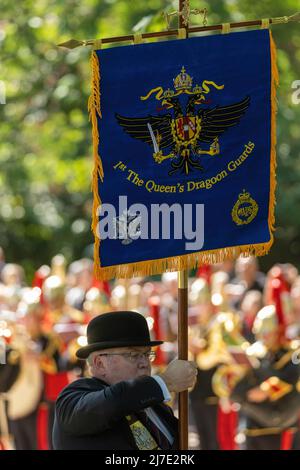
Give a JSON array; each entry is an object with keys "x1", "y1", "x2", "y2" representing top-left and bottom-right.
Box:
[{"x1": 86, "y1": 350, "x2": 101, "y2": 367}]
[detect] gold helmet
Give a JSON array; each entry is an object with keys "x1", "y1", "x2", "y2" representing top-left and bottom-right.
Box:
[
  {"x1": 17, "y1": 287, "x2": 42, "y2": 317},
  {"x1": 210, "y1": 271, "x2": 229, "y2": 309},
  {"x1": 252, "y1": 305, "x2": 278, "y2": 339},
  {"x1": 190, "y1": 278, "x2": 210, "y2": 305},
  {"x1": 51, "y1": 254, "x2": 66, "y2": 282},
  {"x1": 83, "y1": 287, "x2": 109, "y2": 316},
  {"x1": 42, "y1": 275, "x2": 65, "y2": 304}
]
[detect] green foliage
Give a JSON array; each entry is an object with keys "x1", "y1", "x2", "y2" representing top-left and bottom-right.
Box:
[{"x1": 0, "y1": 0, "x2": 299, "y2": 278}]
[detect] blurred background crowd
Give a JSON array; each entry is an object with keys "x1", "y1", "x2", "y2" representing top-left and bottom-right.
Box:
[
  {"x1": 1, "y1": 248, "x2": 300, "y2": 450},
  {"x1": 1, "y1": 0, "x2": 300, "y2": 453}
]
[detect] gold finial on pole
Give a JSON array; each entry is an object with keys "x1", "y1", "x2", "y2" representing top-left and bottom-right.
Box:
[{"x1": 164, "y1": 1, "x2": 207, "y2": 30}]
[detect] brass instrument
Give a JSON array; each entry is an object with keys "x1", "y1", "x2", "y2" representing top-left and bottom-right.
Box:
[
  {"x1": 0, "y1": 315, "x2": 43, "y2": 421},
  {"x1": 189, "y1": 271, "x2": 251, "y2": 370},
  {"x1": 212, "y1": 363, "x2": 249, "y2": 399}
]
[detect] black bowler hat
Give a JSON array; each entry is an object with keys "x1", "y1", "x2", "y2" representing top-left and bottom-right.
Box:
[{"x1": 76, "y1": 311, "x2": 164, "y2": 359}]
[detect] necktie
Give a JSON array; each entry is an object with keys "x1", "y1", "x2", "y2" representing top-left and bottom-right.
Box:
[{"x1": 136, "y1": 410, "x2": 172, "y2": 450}]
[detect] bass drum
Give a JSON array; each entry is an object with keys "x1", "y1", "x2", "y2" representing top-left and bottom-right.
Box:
[{"x1": 6, "y1": 353, "x2": 42, "y2": 420}]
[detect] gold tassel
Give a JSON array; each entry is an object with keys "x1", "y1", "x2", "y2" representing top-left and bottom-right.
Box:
[{"x1": 91, "y1": 35, "x2": 278, "y2": 281}]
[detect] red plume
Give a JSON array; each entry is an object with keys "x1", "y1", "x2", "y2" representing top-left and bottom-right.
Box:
[
  {"x1": 269, "y1": 266, "x2": 290, "y2": 340},
  {"x1": 196, "y1": 264, "x2": 212, "y2": 285},
  {"x1": 148, "y1": 296, "x2": 165, "y2": 366}
]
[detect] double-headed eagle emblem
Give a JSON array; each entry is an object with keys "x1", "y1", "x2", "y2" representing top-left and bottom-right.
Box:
[{"x1": 116, "y1": 67, "x2": 250, "y2": 176}]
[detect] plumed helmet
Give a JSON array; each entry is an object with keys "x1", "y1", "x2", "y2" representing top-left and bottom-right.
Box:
[
  {"x1": 42, "y1": 275, "x2": 65, "y2": 303},
  {"x1": 252, "y1": 305, "x2": 278, "y2": 339}
]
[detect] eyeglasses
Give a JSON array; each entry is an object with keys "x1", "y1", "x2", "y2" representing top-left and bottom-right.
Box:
[{"x1": 97, "y1": 351, "x2": 156, "y2": 363}]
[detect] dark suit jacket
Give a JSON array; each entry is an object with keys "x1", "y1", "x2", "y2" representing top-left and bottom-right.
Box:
[{"x1": 53, "y1": 376, "x2": 178, "y2": 450}]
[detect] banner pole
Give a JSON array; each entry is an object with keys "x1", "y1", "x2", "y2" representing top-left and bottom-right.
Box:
[
  {"x1": 178, "y1": 269, "x2": 189, "y2": 450},
  {"x1": 58, "y1": 13, "x2": 299, "y2": 49},
  {"x1": 177, "y1": 1, "x2": 189, "y2": 451}
]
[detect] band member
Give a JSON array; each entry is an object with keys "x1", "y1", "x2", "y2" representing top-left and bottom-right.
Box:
[
  {"x1": 230, "y1": 305, "x2": 300, "y2": 449},
  {"x1": 189, "y1": 272, "x2": 247, "y2": 449},
  {"x1": 213, "y1": 272, "x2": 300, "y2": 450},
  {"x1": 240, "y1": 290, "x2": 263, "y2": 344},
  {"x1": 4, "y1": 289, "x2": 80, "y2": 449},
  {"x1": 0, "y1": 319, "x2": 21, "y2": 450}
]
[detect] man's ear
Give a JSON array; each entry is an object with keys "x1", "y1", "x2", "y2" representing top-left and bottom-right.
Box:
[{"x1": 94, "y1": 354, "x2": 106, "y2": 372}]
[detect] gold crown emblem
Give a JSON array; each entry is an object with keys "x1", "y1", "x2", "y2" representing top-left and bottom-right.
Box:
[
  {"x1": 232, "y1": 189, "x2": 258, "y2": 226},
  {"x1": 193, "y1": 84, "x2": 203, "y2": 94},
  {"x1": 238, "y1": 189, "x2": 250, "y2": 201},
  {"x1": 163, "y1": 88, "x2": 175, "y2": 98},
  {"x1": 173, "y1": 66, "x2": 193, "y2": 90}
]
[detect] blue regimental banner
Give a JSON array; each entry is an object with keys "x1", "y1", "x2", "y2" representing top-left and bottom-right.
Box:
[{"x1": 89, "y1": 29, "x2": 278, "y2": 280}]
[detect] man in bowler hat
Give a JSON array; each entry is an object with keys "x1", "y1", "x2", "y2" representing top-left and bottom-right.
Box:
[{"x1": 53, "y1": 311, "x2": 197, "y2": 450}]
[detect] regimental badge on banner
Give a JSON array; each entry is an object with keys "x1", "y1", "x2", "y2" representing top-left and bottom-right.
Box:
[{"x1": 88, "y1": 29, "x2": 278, "y2": 280}]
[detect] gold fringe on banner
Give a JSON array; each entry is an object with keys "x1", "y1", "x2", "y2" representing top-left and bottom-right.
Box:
[
  {"x1": 89, "y1": 51, "x2": 103, "y2": 279},
  {"x1": 93, "y1": 242, "x2": 275, "y2": 281},
  {"x1": 268, "y1": 30, "x2": 279, "y2": 248},
  {"x1": 90, "y1": 34, "x2": 278, "y2": 281}
]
